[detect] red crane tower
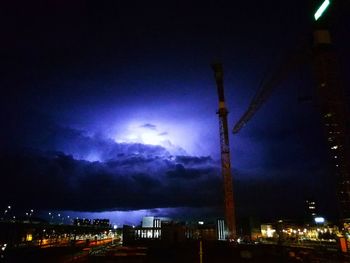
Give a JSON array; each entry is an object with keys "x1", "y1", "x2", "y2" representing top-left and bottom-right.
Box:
[{"x1": 212, "y1": 62, "x2": 236, "y2": 240}]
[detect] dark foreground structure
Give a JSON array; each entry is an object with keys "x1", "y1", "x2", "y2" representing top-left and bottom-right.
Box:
[
  {"x1": 2, "y1": 240, "x2": 349, "y2": 263},
  {"x1": 1, "y1": 218, "x2": 349, "y2": 262}
]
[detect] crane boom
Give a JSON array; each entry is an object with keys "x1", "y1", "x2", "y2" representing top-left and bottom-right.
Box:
[
  {"x1": 232, "y1": 53, "x2": 304, "y2": 134},
  {"x1": 212, "y1": 62, "x2": 236, "y2": 240}
]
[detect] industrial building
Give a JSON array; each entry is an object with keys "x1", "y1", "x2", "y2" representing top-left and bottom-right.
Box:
[{"x1": 123, "y1": 217, "x2": 230, "y2": 245}]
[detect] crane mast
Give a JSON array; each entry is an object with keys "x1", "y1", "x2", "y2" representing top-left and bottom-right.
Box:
[{"x1": 212, "y1": 62, "x2": 236, "y2": 240}]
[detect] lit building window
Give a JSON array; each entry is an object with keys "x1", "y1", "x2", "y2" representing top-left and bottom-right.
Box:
[
  {"x1": 26, "y1": 234, "x2": 33, "y2": 241},
  {"x1": 331, "y1": 145, "x2": 338, "y2": 150}
]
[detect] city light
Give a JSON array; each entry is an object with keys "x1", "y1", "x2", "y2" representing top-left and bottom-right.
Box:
[
  {"x1": 314, "y1": 0, "x2": 330, "y2": 21},
  {"x1": 331, "y1": 145, "x2": 338, "y2": 150},
  {"x1": 1, "y1": 244, "x2": 7, "y2": 251},
  {"x1": 315, "y1": 217, "x2": 325, "y2": 224},
  {"x1": 26, "y1": 234, "x2": 33, "y2": 242}
]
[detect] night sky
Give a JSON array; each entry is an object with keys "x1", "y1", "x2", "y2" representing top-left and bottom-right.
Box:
[{"x1": 1, "y1": 1, "x2": 349, "y2": 225}]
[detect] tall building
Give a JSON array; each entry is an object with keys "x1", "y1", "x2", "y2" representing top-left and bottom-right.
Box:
[{"x1": 311, "y1": 2, "x2": 350, "y2": 221}]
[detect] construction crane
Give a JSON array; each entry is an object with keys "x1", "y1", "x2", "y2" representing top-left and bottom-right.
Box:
[
  {"x1": 212, "y1": 62, "x2": 236, "y2": 240},
  {"x1": 232, "y1": 52, "x2": 305, "y2": 134},
  {"x1": 232, "y1": 1, "x2": 350, "y2": 222}
]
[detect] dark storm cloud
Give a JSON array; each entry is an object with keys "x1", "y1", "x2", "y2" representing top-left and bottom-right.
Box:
[
  {"x1": 167, "y1": 164, "x2": 205, "y2": 180},
  {"x1": 0, "y1": 148, "x2": 223, "y2": 211},
  {"x1": 0, "y1": 109, "x2": 170, "y2": 162},
  {"x1": 175, "y1": 155, "x2": 214, "y2": 166},
  {"x1": 140, "y1": 123, "x2": 157, "y2": 130},
  {"x1": 0, "y1": 147, "x2": 336, "y2": 219},
  {"x1": 0, "y1": 109, "x2": 223, "y2": 211}
]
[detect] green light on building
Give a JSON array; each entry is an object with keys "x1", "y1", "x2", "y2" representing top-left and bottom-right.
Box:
[{"x1": 314, "y1": 0, "x2": 331, "y2": 21}]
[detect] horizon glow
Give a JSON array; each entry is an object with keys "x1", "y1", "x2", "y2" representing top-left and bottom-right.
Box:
[{"x1": 47, "y1": 207, "x2": 221, "y2": 226}]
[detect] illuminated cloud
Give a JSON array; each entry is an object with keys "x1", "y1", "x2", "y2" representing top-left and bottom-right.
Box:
[{"x1": 140, "y1": 123, "x2": 157, "y2": 130}]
